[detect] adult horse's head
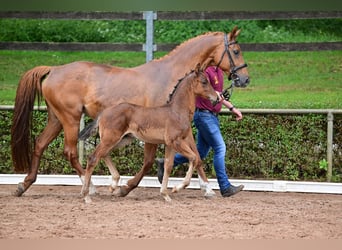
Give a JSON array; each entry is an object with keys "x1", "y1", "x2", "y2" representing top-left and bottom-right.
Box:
[{"x1": 213, "y1": 26, "x2": 250, "y2": 88}]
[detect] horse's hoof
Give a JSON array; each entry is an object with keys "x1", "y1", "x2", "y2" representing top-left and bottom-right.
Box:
[
  {"x1": 117, "y1": 185, "x2": 129, "y2": 197},
  {"x1": 13, "y1": 183, "x2": 25, "y2": 197},
  {"x1": 89, "y1": 187, "x2": 97, "y2": 195},
  {"x1": 109, "y1": 185, "x2": 119, "y2": 194},
  {"x1": 163, "y1": 195, "x2": 172, "y2": 203},
  {"x1": 171, "y1": 186, "x2": 179, "y2": 193},
  {"x1": 204, "y1": 189, "x2": 216, "y2": 199},
  {"x1": 84, "y1": 196, "x2": 92, "y2": 204}
]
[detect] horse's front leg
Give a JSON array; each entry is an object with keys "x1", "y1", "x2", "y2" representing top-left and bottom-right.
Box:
[
  {"x1": 187, "y1": 133, "x2": 215, "y2": 198},
  {"x1": 196, "y1": 163, "x2": 216, "y2": 198},
  {"x1": 118, "y1": 143, "x2": 158, "y2": 197}
]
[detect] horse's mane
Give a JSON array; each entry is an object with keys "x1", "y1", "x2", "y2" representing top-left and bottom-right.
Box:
[
  {"x1": 154, "y1": 31, "x2": 223, "y2": 62},
  {"x1": 166, "y1": 69, "x2": 196, "y2": 104}
]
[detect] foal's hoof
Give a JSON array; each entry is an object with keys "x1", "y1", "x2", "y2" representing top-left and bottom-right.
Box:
[{"x1": 13, "y1": 182, "x2": 25, "y2": 197}]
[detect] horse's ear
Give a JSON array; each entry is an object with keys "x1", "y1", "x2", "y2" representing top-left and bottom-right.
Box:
[{"x1": 230, "y1": 26, "x2": 241, "y2": 40}]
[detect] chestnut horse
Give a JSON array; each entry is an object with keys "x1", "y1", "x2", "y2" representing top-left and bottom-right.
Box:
[
  {"x1": 11, "y1": 26, "x2": 249, "y2": 197},
  {"x1": 79, "y1": 64, "x2": 219, "y2": 203}
]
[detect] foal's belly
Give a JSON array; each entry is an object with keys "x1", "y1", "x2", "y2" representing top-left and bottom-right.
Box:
[{"x1": 128, "y1": 128, "x2": 166, "y2": 144}]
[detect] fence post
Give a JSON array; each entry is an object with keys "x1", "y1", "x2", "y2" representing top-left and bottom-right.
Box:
[
  {"x1": 326, "y1": 112, "x2": 333, "y2": 182},
  {"x1": 143, "y1": 11, "x2": 157, "y2": 62}
]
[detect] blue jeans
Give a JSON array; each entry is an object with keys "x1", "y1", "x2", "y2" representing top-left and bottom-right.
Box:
[{"x1": 173, "y1": 110, "x2": 231, "y2": 192}]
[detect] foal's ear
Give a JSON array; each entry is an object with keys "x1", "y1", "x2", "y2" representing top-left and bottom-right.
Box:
[{"x1": 195, "y1": 63, "x2": 201, "y2": 74}]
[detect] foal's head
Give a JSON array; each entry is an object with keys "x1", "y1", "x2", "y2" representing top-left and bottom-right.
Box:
[
  {"x1": 167, "y1": 63, "x2": 219, "y2": 106},
  {"x1": 191, "y1": 64, "x2": 219, "y2": 105}
]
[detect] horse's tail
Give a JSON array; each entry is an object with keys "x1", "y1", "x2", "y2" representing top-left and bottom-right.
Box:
[
  {"x1": 11, "y1": 66, "x2": 51, "y2": 173},
  {"x1": 79, "y1": 119, "x2": 99, "y2": 141}
]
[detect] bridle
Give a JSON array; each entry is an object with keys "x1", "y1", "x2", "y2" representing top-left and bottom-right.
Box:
[{"x1": 216, "y1": 33, "x2": 248, "y2": 101}]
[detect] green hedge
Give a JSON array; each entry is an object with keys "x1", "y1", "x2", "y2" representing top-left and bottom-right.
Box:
[
  {"x1": 0, "y1": 19, "x2": 341, "y2": 43},
  {"x1": 1, "y1": 109, "x2": 341, "y2": 182}
]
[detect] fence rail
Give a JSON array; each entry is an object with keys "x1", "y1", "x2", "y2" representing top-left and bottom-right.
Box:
[
  {"x1": 1, "y1": 11, "x2": 341, "y2": 20},
  {"x1": 1, "y1": 11, "x2": 341, "y2": 53},
  {"x1": 1, "y1": 41, "x2": 341, "y2": 52}
]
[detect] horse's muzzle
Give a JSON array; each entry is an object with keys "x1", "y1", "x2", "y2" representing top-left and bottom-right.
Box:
[{"x1": 232, "y1": 74, "x2": 250, "y2": 88}]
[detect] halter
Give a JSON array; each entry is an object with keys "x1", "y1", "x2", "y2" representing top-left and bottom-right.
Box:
[{"x1": 216, "y1": 33, "x2": 248, "y2": 101}]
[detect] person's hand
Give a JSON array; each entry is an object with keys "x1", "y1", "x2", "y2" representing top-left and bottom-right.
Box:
[{"x1": 232, "y1": 108, "x2": 243, "y2": 121}]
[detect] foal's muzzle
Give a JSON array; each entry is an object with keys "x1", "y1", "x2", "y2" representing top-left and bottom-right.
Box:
[{"x1": 212, "y1": 96, "x2": 220, "y2": 106}]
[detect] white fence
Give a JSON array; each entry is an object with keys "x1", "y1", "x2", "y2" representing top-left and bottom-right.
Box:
[{"x1": 1, "y1": 174, "x2": 341, "y2": 194}]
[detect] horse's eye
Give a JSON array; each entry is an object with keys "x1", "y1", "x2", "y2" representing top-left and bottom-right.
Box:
[{"x1": 233, "y1": 49, "x2": 239, "y2": 55}]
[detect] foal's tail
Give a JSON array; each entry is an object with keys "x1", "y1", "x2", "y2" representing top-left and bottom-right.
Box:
[
  {"x1": 11, "y1": 66, "x2": 51, "y2": 173},
  {"x1": 79, "y1": 119, "x2": 99, "y2": 141}
]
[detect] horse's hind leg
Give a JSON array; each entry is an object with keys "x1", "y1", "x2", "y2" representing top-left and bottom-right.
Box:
[
  {"x1": 172, "y1": 161, "x2": 195, "y2": 193},
  {"x1": 197, "y1": 163, "x2": 216, "y2": 198},
  {"x1": 60, "y1": 115, "x2": 97, "y2": 195},
  {"x1": 119, "y1": 143, "x2": 157, "y2": 197},
  {"x1": 160, "y1": 147, "x2": 176, "y2": 202},
  {"x1": 64, "y1": 127, "x2": 97, "y2": 195},
  {"x1": 15, "y1": 110, "x2": 62, "y2": 197},
  {"x1": 103, "y1": 156, "x2": 120, "y2": 192}
]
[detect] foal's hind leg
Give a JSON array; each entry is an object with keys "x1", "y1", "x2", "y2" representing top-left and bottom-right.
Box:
[
  {"x1": 15, "y1": 110, "x2": 62, "y2": 197},
  {"x1": 119, "y1": 143, "x2": 158, "y2": 197},
  {"x1": 104, "y1": 135, "x2": 134, "y2": 193},
  {"x1": 82, "y1": 138, "x2": 118, "y2": 203},
  {"x1": 160, "y1": 146, "x2": 175, "y2": 202}
]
